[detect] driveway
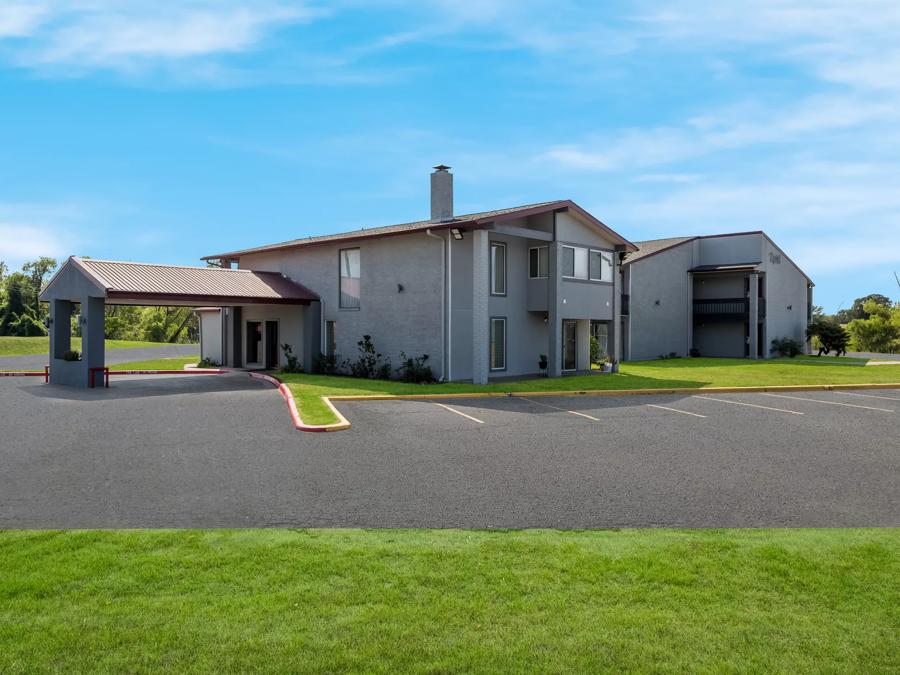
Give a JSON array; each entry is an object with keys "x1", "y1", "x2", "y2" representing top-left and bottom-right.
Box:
[
  {"x1": 0, "y1": 344, "x2": 199, "y2": 371},
  {"x1": 1, "y1": 376, "x2": 898, "y2": 528}
]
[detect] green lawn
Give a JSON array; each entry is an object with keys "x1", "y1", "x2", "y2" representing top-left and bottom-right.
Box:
[
  {"x1": 0, "y1": 529, "x2": 896, "y2": 672},
  {"x1": 0, "y1": 336, "x2": 193, "y2": 357},
  {"x1": 282, "y1": 356, "x2": 900, "y2": 425},
  {"x1": 109, "y1": 356, "x2": 201, "y2": 370}
]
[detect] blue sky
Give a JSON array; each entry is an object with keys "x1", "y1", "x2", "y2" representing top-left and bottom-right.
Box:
[{"x1": 1, "y1": 1, "x2": 898, "y2": 311}]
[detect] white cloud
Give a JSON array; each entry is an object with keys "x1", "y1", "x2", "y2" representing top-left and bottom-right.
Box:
[
  {"x1": 0, "y1": 3, "x2": 49, "y2": 37},
  {"x1": 0, "y1": 202, "x2": 85, "y2": 268},
  {"x1": 0, "y1": 1, "x2": 319, "y2": 74},
  {"x1": 0, "y1": 224, "x2": 68, "y2": 264}
]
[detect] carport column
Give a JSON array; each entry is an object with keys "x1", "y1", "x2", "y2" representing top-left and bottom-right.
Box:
[
  {"x1": 748, "y1": 273, "x2": 759, "y2": 359},
  {"x1": 82, "y1": 295, "x2": 106, "y2": 380},
  {"x1": 547, "y1": 242, "x2": 561, "y2": 377},
  {"x1": 49, "y1": 299, "x2": 72, "y2": 362},
  {"x1": 471, "y1": 229, "x2": 490, "y2": 384}
]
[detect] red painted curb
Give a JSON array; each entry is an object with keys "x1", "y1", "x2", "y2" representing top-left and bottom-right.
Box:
[
  {"x1": 0, "y1": 371, "x2": 46, "y2": 377},
  {"x1": 248, "y1": 372, "x2": 350, "y2": 432}
]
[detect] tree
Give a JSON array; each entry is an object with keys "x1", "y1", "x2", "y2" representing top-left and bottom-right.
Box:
[
  {"x1": 847, "y1": 300, "x2": 900, "y2": 353},
  {"x1": 847, "y1": 294, "x2": 892, "y2": 321},
  {"x1": 0, "y1": 272, "x2": 46, "y2": 336},
  {"x1": 807, "y1": 317, "x2": 850, "y2": 356},
  {"x1": 21, "y1": 257, "x2": 57, "y2": 318}
]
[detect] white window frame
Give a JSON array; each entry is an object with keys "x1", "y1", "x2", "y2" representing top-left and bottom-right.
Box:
[
  {"x1": 528, "y1": 246, "x2": 549, "y2": 279},
  {"x1": 490, "y1": 242, "x2": 507, "y2": 296},
  {"x1": 339, "y1": 247, "x2": 361, "y2": 309},
  {"x1": 489, "y1": 317, "x2": 507, "y2": 371},
  {"x1": 562, "y1": 245, "x2": 589, "y2": 280}
]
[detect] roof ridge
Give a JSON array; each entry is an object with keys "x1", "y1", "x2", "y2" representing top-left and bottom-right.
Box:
[{"x1": 81, "y1": 257, "x2": 256, "y2": 273}]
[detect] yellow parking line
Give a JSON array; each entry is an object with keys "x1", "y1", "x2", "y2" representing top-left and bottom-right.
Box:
[
  {"x1": 692, "y1": 395, "x2": 804, "y2": 415},
  {"x1": 760, "y1": 393, "x2": 893, "y2": 413},
  {"x1": 433, "y1": 402, "x2": 485, "y2": 424},
  {"x1": 647, "y1": 404, "x2": 706, "y2": 418},
  {"x1": 520, "y1": 397, "x2": 600, "y2": 421}
]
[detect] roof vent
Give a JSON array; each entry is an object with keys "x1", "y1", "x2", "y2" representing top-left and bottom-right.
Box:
[{"x1": 430, "y1": 165, "x2": 453, "y2": 222}]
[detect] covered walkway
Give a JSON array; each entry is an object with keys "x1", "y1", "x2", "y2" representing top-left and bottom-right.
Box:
[{"x1": 39, "y1": 257, "x2": 320, "y2": 387}]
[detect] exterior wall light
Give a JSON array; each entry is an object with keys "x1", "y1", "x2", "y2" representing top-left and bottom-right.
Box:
[{"x1": 450, "y1": 228, "x2": 463, "y2": 240}]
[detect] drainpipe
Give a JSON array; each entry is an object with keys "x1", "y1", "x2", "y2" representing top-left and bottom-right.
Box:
[
  {"x1": 425, "y1": 229, "x2": 447, "y2": 381},
  {"x1": 447, "y1": 230, "x2": 452, "y2": 381}
]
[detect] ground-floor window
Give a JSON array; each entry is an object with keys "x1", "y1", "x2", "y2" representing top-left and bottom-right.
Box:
[
  {"x1": 490, "y1": 317, "x2": 506, "y2": 371},
  {"x1": 325, "y1": 320, "x2": 336, "y2": 357},
  {"x1": 590, "y1": 321, "x2": 608, "y2": 358}
]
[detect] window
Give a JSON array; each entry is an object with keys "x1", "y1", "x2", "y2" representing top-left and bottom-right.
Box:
[
  {"x1": 339, "y1": 248, "x2": 360, "y2": 309},
  {"x1": 562, "y1": 245, "x2": 588, "y2": 279},
  {"x1": 529, "y1": 246, "x2": 548, "y2": 279},
  {"x1": 563, "y1": 245, "x2": 612, "y2": 282},
  {"x1": 490, "y1": 317, "x2": 506, "y2": 370},
  {"x1": 325, "y1": 321, "x2": 336, "y2": 357},
  {"x1": 589, "y1": 249, "x2": 613, "y2": 282},
  {"x1": 490, "y1": 242, "x2": 506, "y2": 295}
]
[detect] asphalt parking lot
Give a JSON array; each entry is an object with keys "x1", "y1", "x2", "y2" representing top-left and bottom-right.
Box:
[{"x1": 1, "y1": 375, "x2": 897, "y2": 528}]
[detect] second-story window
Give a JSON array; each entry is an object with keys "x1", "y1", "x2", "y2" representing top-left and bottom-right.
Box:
[
  {"x1": 563, "y1": 245, "x2": 612, "y2": 282},
  {"x1": 490, "y1": 242, "x2": 506, "y2": 295},
  {"x1": 339, "y1": 247, "x2": 360, "y2": 309},
  {"x1": 589, "y1": 250, "x2": 613, "y2": 282},
  {"x1": 529, "y1": 246, "x2": 548, "y2": 279}
]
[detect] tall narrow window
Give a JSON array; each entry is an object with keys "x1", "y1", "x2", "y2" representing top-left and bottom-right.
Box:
[
  {"x1": 529, "y1": 246, "x2": 548, "y2": 279},
  {"x1": 490, "y1": 242, "x2": 506, "y2": 295},
  {"x1": 490, "y1": 317, "x2": 506, "y2": 371},
  {"x1": 339, "y1": 248, "x2": 360, "y2": 309},
  {"x1": 325, "y1": 320, "x2": 336, "y2": 357},
  {"x1": 589, "y1": 250, "x2": 613, "y2": 282},
  {"x1": 562, "y1": 246, "x2": 575, "y2": 277}
]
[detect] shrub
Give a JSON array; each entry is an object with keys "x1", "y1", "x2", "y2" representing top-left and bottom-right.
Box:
[
  {"x1": 807, "y1": 318, "x2": 850, "y2": 356},
  {"x1": 61, "y1": 349, "x2": 81, "y2": 362},
  {"x1": 279, "y1": 343, "x2": 302, "y2": 373},
  {"x1": 657, "y1": 352, "x2": 679, "y2": 360},
  {"x1": 770, "y1": 336, "x2": 805, "y2": 357},
  {"x1": 347, "y1": 335, "x2": 391, "y2": 379},
  {"x1": 396, "y1": 352, "x2": 436, "y2": 383},
  {"x1": 689, "y1": 348, "x2": 701, "y2": 357},
  {"x1": 312, "y1": 352, "x2": 340, "y2": 375},
  {"x1": 197, "y1": 357, "x2": 220, "y2": 368}
]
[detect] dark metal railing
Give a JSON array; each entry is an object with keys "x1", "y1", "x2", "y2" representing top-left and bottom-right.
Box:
[{"x1": 693, "y1": 297, "x2": 767, "y2": 318}]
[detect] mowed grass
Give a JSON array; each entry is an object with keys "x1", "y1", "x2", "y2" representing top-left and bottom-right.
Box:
[
  {"x1": 0, "y1": 336, "x2": 190, "y2": 357},
  {"x1": 108, "y1": 356, "x2": 201, "y2": 370},
  {"x1": 281, "y1": 356, "x2": 900, "y2": 425},
  {"x1": 0, "y1": 529, "x2": 897, "y2": 673}
]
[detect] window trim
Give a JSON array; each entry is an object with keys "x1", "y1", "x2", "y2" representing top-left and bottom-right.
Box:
[
  {"x1": 338, "y1": 247, "x2": 361, "y2": 310},
  {"x1": 490, "y1": 241, "x2": 507, "y2": 296},
  {"x1": 489, "y1": 316, "x2": 507, "y2": 372},
  {"x1": 589, "y1": 248, "x2": 614, "y2": 282},
  {"x1": 561, "y1": 243, "x2": 615, "y2": 283},
  {"x1": 528, "y1": 245, "x2": 549, "y2": 279}
]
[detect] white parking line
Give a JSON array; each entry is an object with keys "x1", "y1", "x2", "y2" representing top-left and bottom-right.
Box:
[
  {"x1": 838, "y1": 391, "x2": 900, "y2": 402},
  {"x1": 433, "y1": 402, "x2": 485, "y2": 424},
  {"x1": 692, "y1": 395, "x2": 804, "y2": 415},
  {"x1": 646, "y1": 404, "x2": 706, "y2": 418},
  {"x1": 760, "y1": 393, "x2": 893, "y2": 413},
  {"x1": 519, "y1": 397, "x2": 600, "y2": 421}
]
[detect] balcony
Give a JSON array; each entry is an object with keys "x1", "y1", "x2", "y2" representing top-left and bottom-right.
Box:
[{"x1": 693, "y1": 297, "x2": 766, "y2": 320}]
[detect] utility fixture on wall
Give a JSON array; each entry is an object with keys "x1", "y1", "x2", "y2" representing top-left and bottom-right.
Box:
[{"x1": 450, "y1": 228, "x2": 463, "y2": 240}]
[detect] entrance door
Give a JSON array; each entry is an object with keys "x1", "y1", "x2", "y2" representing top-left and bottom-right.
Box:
[
  {"x1": 265, "y1": 321, "x2": 279, "y2": 369},
  {"x1": 563, "y1": 320, "x2": 577, "y2": 371},
  {"x1": 246, "y1": 321, "x2": 262, "y2": 364}
]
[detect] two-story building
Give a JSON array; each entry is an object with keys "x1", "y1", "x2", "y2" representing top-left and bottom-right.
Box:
[
  {"x1": 200, "y1": 166, "x2": 637, "y2": 383},
  {"x1": 621, "y1": 232, "x2": 814, "y2": 360}
]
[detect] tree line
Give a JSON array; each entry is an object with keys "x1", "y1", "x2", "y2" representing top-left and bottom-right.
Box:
[
  {"x1": 0, "y1": 258, "x2": 198, "y2": 343},
  {"x1": 811, "y1": 293, "x2": 899, "y2": 354}
]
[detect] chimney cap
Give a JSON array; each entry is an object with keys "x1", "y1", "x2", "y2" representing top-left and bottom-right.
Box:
[{"x1": 433, "y1": 164, "x2": 451, "y2": 172}]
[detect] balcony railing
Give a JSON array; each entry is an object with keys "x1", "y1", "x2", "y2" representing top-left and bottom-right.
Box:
[{"x1": 693, "y1": 298, "x2": 766, "y2": 319}]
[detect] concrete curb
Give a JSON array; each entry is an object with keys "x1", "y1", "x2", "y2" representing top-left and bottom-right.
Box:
[{"x1": 249, "y1": 372, "x2": 351, "y2": 433}]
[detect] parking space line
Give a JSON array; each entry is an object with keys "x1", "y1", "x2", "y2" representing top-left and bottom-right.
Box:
[
  {"x1": 646, "y1": 404, "x2": 706, "y2": 418},
  {"x1": 838, "y1": 391, "x2": 900, "y2": 402},
  {"x1": 760, "y1": 393, "x2": 893, "y2": 413},
  {"x1": 432, "y1": 402, "x2": 485, "y2": 424},
  {"x1": 519, "y1": 397, "x2": 600, "y2": 421},
  {"x1": 692, "y1": 395, "x2": 804, "y2": 415}
]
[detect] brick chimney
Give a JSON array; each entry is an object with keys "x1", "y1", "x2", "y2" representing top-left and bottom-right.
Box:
[{"x1": 430, "y1": 164, "x2": 453, "y2": 222}]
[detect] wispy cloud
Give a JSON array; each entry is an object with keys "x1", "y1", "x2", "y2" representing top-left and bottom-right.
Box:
[{"x1": 0, "y1": 202, "x2": 84, "y2": 267}]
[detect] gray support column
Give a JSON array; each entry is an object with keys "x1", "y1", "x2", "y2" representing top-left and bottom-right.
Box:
[
  {"x1": 231, "y1": 306, "x2": 243, "y2": 368},
  {"x1": 471, "y1": 229, "x2": 490, "y2": 384},
  {"x1": 611, "y1": 258, "x2": 621, "y2": 363},
  {"x1": 576, "y1": 319, "x2": 591, "y2": 371},
  {"x1": 82, "y1": 295, "x2": 106, "y2": 383},
  {"x1": 50, "y1": 299, "x2": 71, "y2": 361},
  {"x1": 748, "y1": 273, "x2": 759, "y2": 359},
  {"x1": 547, "y1": 241, "x2": 561, "y2": 377},
  {"x1": 302, "y1": 301, "x2": 321, "y2": 371},
  {"x1": 686, "y1": 272, "x2": 694, "y2": 356}
]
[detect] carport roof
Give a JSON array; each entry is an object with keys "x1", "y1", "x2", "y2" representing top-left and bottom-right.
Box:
[{"x1": 40, "y1": 256, "x2": 319, "y2": 306}]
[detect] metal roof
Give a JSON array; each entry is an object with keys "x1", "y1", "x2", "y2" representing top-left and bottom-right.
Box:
[
  {"x1": 202, "y1": 199, "x2": 638, "y2": 261},
  {"x1": 623, "y1": 236, "x2": 697, "y2": 264},
  {"x1": 41, "y1": 257, "x2": 318, "y2": 305}
]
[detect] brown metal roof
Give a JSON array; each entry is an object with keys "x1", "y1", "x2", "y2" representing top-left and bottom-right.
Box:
[
  {"x1": 43, "y1": 257, "x2": 318, "y2": 305},
  {"x1": 623, "y1": 236, "x2": 697, "y2": 264},
  {"x1": 202, "y1": 199, "x2": 637, "y2": 260}
]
